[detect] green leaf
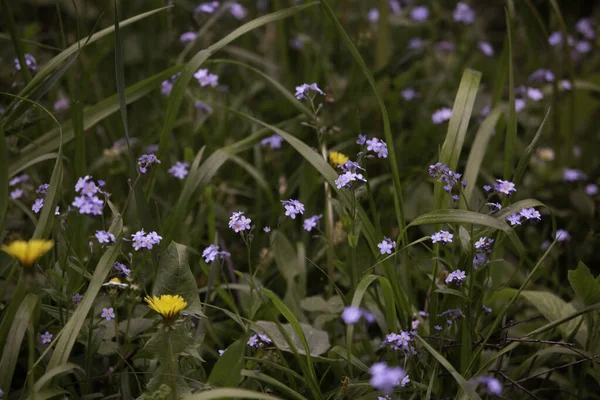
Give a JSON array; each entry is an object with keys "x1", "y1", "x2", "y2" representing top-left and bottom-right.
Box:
[
  {"x1": 183, "y1": 388, "x2": 283, "y2": 400},
  {"x1": 253, "y1": 321, "x2": 330, "y2": 357},
  {"x1": 568, "y1": 262, "x2": 600, "y2": 306},
  {"x1": 33, "y1": 363, "x2": 84, "y2": 392},
  {"x1": 414, "y1": 335, "x2": 482, "y2": 400},
  {"x1": 153, "y1": 241, "x2": 204, "y2": 316},
  {"x1": 0, "y1": 294, "x2": 39, "y2": 395},
  {"x1": 207, "y1": 335, "x2": 248, "y2": 387},
  {"x1": 270, "y1": 231, "x2": 306, "y2": 320}
]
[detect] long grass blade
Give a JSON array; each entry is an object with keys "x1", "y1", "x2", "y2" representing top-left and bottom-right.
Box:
[{"x1": 503, "y1": 8, "x2": 517, "y2": 180}]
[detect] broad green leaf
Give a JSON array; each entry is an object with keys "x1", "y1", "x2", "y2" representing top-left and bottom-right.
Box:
[
  {"x1": 253, "y1": 320, "x2": 330, "y2": 357},
  {"x1": 153, "y1": 241, "x2": 204, "y2": 316},
  {"x1": 0, "y1": 294, "x2": 39, "y2": 395},
  {"x1": 415, "y1": 335, "x2": 482, "y2": 400},
  {"x1": 524, "y1": 303, "x2": 600, "y2": 339},
  {"x1": 183, "y1": 388, "x2": 283, "y2": 400},
  {"x1": 568, "y1": 262, "x2": 600, "y2": 306},
  {"x1": 207, "y1": 335, "x2": 248, "y2": 387}
]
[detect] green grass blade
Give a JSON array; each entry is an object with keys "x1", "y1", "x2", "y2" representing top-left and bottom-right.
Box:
[
  {"x1": 345, "y1": 274, "x2": 379, "y2": 347},
  {"x1": 183, "y1": 388, "x2": 283, "y2": 400},
  {"x1": 33, "y1": 363, "x2": 84, "y2": 392},
  {"x1": 512, "y1": 108, "x2": 550, "y2": 184},
  {"x1": 503, "y1": 8, "x2": 517, "y2": 180},
  {"x1": 0, "y1": 122, "x2": 7, "y2": 230},
  {"x1": 241, "y1": 370, "x2": 309, "y2": 400},
  {"x1": 462, "y1": 108, "x2": 502, "y2": 206},
  {"x1": 1, "y1": 0, "x2": 32, "y2": 83},
  {"x1": 0, "y1": 294, "x2": 39, "y2": 396},
  {"x1": 414, "y1": 335, "x2": 482, "y2": 400}
]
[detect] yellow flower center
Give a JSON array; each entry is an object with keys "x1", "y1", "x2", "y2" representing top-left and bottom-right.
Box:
[
  {"x1": 329, "y1": 151, "x2": 349, "y2": 166},
  {"x1": 1, "y1": 239, "x2": 54, "y2": 266},
  {"x1": 144, "y1": 294, "x2": 188, "y2": 320}
]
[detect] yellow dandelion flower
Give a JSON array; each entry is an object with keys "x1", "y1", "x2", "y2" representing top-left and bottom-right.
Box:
[
  {"x1": 1, "y1": 239, "x2": 54, "y2": 266},
  {"x1": 329, "y1": 151, "x2": 349, "y2": 166},
  {"x1": 144, "y1": 294, "x2": 187, "y2": 319}
]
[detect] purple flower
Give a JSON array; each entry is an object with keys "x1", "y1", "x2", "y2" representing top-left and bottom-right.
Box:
[
  {"x1": 575, "y1": 41, "x2": 591, "y2": 53},
  {"x1": 341, "y1": 306, "x2": 362, "y2": 324},
  {"x1": 95, "y1": 230, "x2": 116, "y2": 244},
  {"x1": 36, "y1": 183, "x2": 50, "y2": 195},
  {"x1": 526, "y1": 87, "x2": 544, "y2": 101},
  {"x1": 408, "y1": 37, "x2": 425, "y2": 50},
  {"x1": 576, "y1": 18, "x2": 595, "y2": 40},
  {"x1": 138, "y1": 154, "x2": 161, "y2": 174},
  {"x1": 168, "y1": 161, "x2": 190, "y2": 180},
  {"x1": 549, "y1": 31, "x2": 563, "y2": 46},
  {"x1": 263, "y1": 226, "x2": 271, "y2": 233},
  {"x1": 54, "y1": 97, "x2": 70, "y2": 111},
  {"x1": 445, "y1": 270, "x2": 466, "y2": 285},
  {"x1": 563, "y1": 168, "x2": 587, "y2": 181},
  {"x1": 366, "y1": 137, "x2": 388, "y2": 158},
  {"x1": 382, "y1": 331, "x2": 412, "y2": 350},
  {"x1": 101, "y1": 307, "x2": 115, "y2": 321},
  {"x1": 229, "y1": 211, "x2": 252, "y2": 233},
  {"x1": 388, "y1": 0, "x2": 401, "y2": 14},
  {"x1": 202, "y1": 244, "x2": 230, "y2": 263},
  {"x1": 9, "y1": 174, "x2": 29, "y2": 186},
  {"x1": 585, "y1": 183, "x2": 599, "y2": 196},
  {"x1": 10, "y1": 189, "x2": 23, "y2": 200},
  {"x1": 369, "y1": 362, "x2": 408, "y2": 395},
  {"x1": 247, "y1": 333, "x2": 271, "y2": 348},
  {"x1": 561, "y1": 80, "x2": 573, "y2": 91},
  {"x1": 260, "y1": 134, "x2": 284, "y2": 149},
  {"x1": 494, "y1": 179, "x2": 516, "y2": 195},
  {"x1": 401, "y1": 87, "x2": 419, "y2": 100},
  {"x1": 72, "y1": 293, "x2": 83, "y2": 304},
  {"x1": 303, "y1": 214, "x2": 322, "y2": 232},
  {"x1": 377, "y1": 237, "x2": 395, "y2": 255},
  {"x1": 281, "y1": 199, "x2": 305, "y2": 219},
  {"x1": 368, "y1": 8, "x2": 380, "y2": 24},
  {"x1": 474, "y1": 237, "x2": 494, "y2": 251},
  {"x1": 32, "y1": 198, "x2": 44, "y2": 213},
  {"x1": 41, "y1": 331, "x2": 53, "y2": 344},
  {"x1": 507, "y1": 213, "x2": 521, "y2": 226},
  {"x1": 528, "y1": 69, "x2": 555, "y2": 82},
  {"x1": 410, "y1": 6, "x2": 429, "y2": 22},
  {"x1": 453, "y1": 2, "x2": 475, "y2": 24},
  {"x1": 14, "y1": 54, "x2": 37, "y2": 71},
  {"x1": 478, "y1": 41, "x2": 494, "y2": 57},
  {"x1": 160, "y1": 73, "x2": 180, "y2": 96},
  {"x1": 194, "y1": 69, "x2": 219, "y2": 87},
  {"x1": 131, "y1": 230, "x2": 162, "y2": 251},
  {"x1": 113, "y1": 262, "x2": 131, "y2": 276},
  {"x1": 432, "y1": 107, "x2": 452, "y2": 124},
  {"x1": 431, "y1": 230, "x2": 453, "y2": 244},
  {"x1": 356, "y1": 134, "x2": 367, "y2": 145},
  {"x1": 519, "y1": 207, "x2": 541, "y2": 221},
  {"x1": 515, "y1": 98, "x2": 526, "y2": 112},
  {"x1": 294, "y1": 83, "x2": 325, "y2": 100},
  {"x1": 338, "y1": 161, "x2": 364, "y2": 173},
  {"x1": 555, "y1": 229, "x2": 570, "y2": 242},
  {"x1": 439, "y1": 308, "x2": 464, "y2": 325},
  {"x1": 230, "y1": 3, "x2": 247, "y2": 20},
  {"x1": 335, "y1": 171, "x2": 367, "y2": 189},
  {"x1": 195, "y1": 1, "x2": 219, "y2": 14},
  {"x1": 180, "y1": 31, "x2": 197, "y2": 43},
  {"x1": 471, "y1": 376, "x2": 502, "y2": 396}
]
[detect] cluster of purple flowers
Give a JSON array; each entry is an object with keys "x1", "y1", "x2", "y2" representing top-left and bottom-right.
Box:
[
  {"x1": 473, "y1": 237, "x2": 494, "y2": 269},
  {"x1": 507, "y1": 207, "x2": 542, "y2": 226},
  {"x1": 377, "y1": 237, "x2": 396, "y2": 255},
  {"x1": 548, "y1": 17, "x2": 595, "y2": 56},
  {"x1": 202, "y1": 244, "x2": 231, "y2": 263},
  {"x1": 428, "y1": 162, "x2": 466, "y2": 201},
  {"x1": 15, "y1": 54, "x2": 37, "y2": 71},
  {"x1": 113, "y1": 262, "x2": 131, "y2": 276},
  {"x1": 161, "y1": 73, "x2": 180, "y2": 96},
  {"x1": 72, "y1": 176, "x2": 106, "y2": 216},
  {"x1": 260, "y1": 134, "x2": 284, "y2": 149},
  {"x1": 194, "y1": 69, "x2": 219, "y2": 87},
  {"x1": 382, "y1": 331, "x2": 413, "y2": 352},
  {"x1": 369, "y1": 362, "x2": 410, "y2": 395},
  {"x1": 131, "y1": 229, "x2": 162, "y2": 251},
  {"x1": 138, "y1": 154, "x2": 161, "y2": 174},
  {"x1": 247, "y1": 333, "x2": 272, "y2": 348},
  {"x1": 431, "y1": 230, "x2": 453, "y2": 244},
  {"x1": 453, "y1": 2, "x2": 474, "y2": 24},
  {"x1": 95, "y1": 230, "x2": 116, "y2": 245},
  {"x1": 484, "y1": 179, "x2": 516, "y2": 196},
  {"x1": 303, "y1": 214, "x2": 322, "y2": 232},
  {"x1": 9, "y1": 173, "x2": 30, "y2": 200},
  {"x1": 563, "y1": 168, "x2": 587, "y2": 182},
  {"x1": 168, "y1": 161, "x2": 190, "y2": 180},
  {"x1": 445, "y1": 270, "x2": 466, "y2": 285},
  {"x1": 341, "y1": 306, "x2": 375, "y2": 325},
  {"x1": 229, "y1": 211, "x2": 252, "y2": 233},
  {"x1": 294, "y1": 82, "x2": 325, "y2": 100},
  {"x1": 365, "y1": 137, "x2": 388, "y2": 159},
  {"x1": 335, "y1": 170, "x2": 367, "y2": 189},
  {"x1": 281, "y1": 199, "x2": 305, "y2": 219},
  {"x1": 32, "y1": 183, "x2": 50, "y2": 213}
]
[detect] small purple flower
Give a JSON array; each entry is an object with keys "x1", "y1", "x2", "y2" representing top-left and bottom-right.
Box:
[
  {"x1": 260, "y1": 134, "x2": 284, "y2": 149},
  {"x1": 168, "y1": 161, "x2": 190, "y2": 180},
  {"x1": 432, "y1": 107, "x2": 452, "y2": 124},
  {"x1": 230, "y1": 3, "x2": 247, "y2": 19},
  {"x1": 445, "y1": 270, "x2": 466, "y2": 285},
  {"x1": 561, "y1": 80, "x2": 573, "y2": 91},
  {"x1": 410, "y1": 6, "x2": 429, "y2": 22},
  {"x1": 576, "y1": 18, "x2": 595, "y2": 40},
  {"x1": 555, "y1": 229, "x2": 570, "y2": 242},
  {"x1": 263, "y1": 226, "x2": 271, "y2": 233},
  {"x1": 356, "y1": 134, "x2": 367, "y2": 145},
  {"x1": 585, "y1": 183, "x2": 599, "y2": 196},
  {"x1": 494, "y1": 179, "x2": 516, "y2": 195},
  {"x1": 408, "y1": 37, "x2": 425, "y2": 50},
  {"x1": 453, "y1": 2, "x2": 475, "y2": 24},
  {"x1": 388, "y1": 0, "x2": 401, "y2": 14},
  {"x1": 549, "y1": 31, "x2": 563, "y2": 46},
  {"x1": 377, "y1": 237, "x2": 395, "y2": 255},
  {"x1": 10, "y1": 189, "x2": 23, "y2": 200},
  {"x1": 368, "y1": 8, "x2": 380, "y2": 24},
  {"x1": 281, "y1": 199, "x2": 305, "y2": 219},
  {"x1": 528, "y1": 69, "x2": 555, "y2": 82},
  {"x1": 369, "y1": 362, "x2": 408, "y2": 395},
  {"x1": 366, "y1": 137, "x2": 388, "y2": 158},
  {"x1": 137, "y1": 154, "x2": 161, "y2": 174},
  {"x1": 575, "y1": 41, "x2": 591, "y2": 53},
  {"x1": 194, "y1": 69, "x2": 219, "y2": 87},
  {"x1": 15, "y1": 54, "x2": 37, "y2": 71},
  {"x1": 431, "y1": 230, "x2": 453, "y2": 244},
  {"x1": 247, "y1": 333, "x2": 272, "y2": 348},
  {"x1": 229, "y1": 211, "x2": 252, "y2": 233},
  {"x1": 54, "y1": 97, "x2": 70, "y2": 111},
  {"x1": 72, "y1": 293, "x2": 83, "y2": 304},
  {"x1": 294, "y1": 83, "x2": 325, "y2": 100},
  {"x1": 478, "y1": 41, "x2": 494, "y2": 57},
  {"x1": 563, "y1": 168, "x2": 587, "y2": 181},
  {"x1": 382, "y1": 331, "x2": 412, "y2": 350},
  {"x1": 341, "y1": 306, "x2": 362, "y2": 324},
  {"x1": 303, "y1": 214, "x2": 322, "y2": 232},
  {"x1": 401, "y1": 87, "x2": 419, "y2": 100},
  {"x1": 202, "y1": 244, "x2": 231, "y2": 263},
  {"x1": 113, "y1": 262, "x2": 131, "y2": 276},
  {"x1": 335, "y1": 171, "x2": 367, "y2": 189},
  {"x1": 36, "y1": 183, "x2": 50, "y2": 195},
  {"x1": 507, "y1": 213, "x2": 521, "y2": 226},
  {"x1": 519, "y1": 207, "x2": 541, "y2": 221},
  {"x1": 40, "y1": 331, "x2": 53, "y2": 344},
  {"x1": 101, "y1": 307, "x2": 115, "y2": 321},
  {"x1": 471, "y1": 376, "x2": 502, "y2": 396},
  {"x1": 32, "y1": 198, "x2": 44, "y2": 213},
  {"x1": 131, "y1": 230, "x2": 162, "y2": 251},
  {"x1": 527, "y1": 87, "x2": 544, "y2": 101},
  {"x1": 180, "y1": 31, "x2": 197, "y2": 44},
  {"x1": 195, "y1": 1, "x2": 219, "y2": 14},
  {"x1": 9, "y1": 174, "x2": 29, "y2": 186},
  {"x1": 515, "y1": 98, "x2": 526, "y2": 112},
  {"x1": 95, "y1": 230, "x2": 116, "y2": 244}
]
